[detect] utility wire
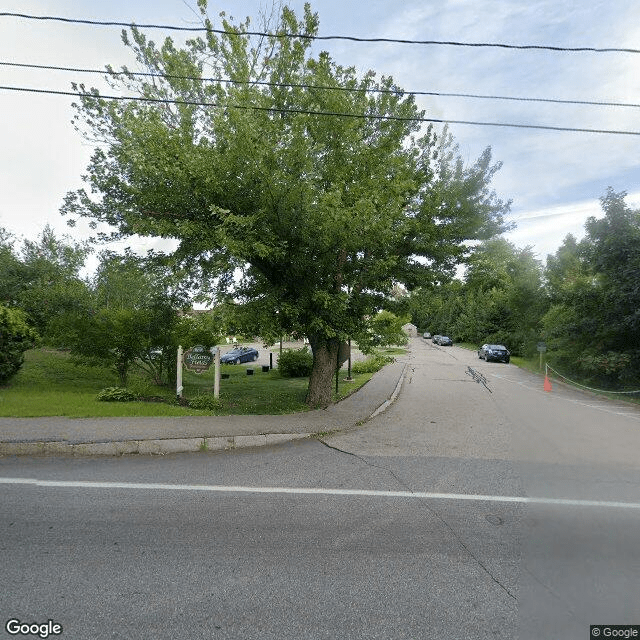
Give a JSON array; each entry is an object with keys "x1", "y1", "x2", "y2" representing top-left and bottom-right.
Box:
[
  {"x1": 1, "y1": 12, "x2": 639, "y2": 54},
  {"x1": 2, "y1": 60, "x2": 638, "y2": 110},
  {"x1": 2, "y1": 84, "x2": 639, "y2": 136}
]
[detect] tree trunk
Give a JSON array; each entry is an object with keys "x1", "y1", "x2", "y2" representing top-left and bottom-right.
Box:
[
  {"x1": 116, "y1": 358, "x2": 129, "y2": 387},
  {"x1": 305, "y1": 336, "x2": 340, "y2": 408}
]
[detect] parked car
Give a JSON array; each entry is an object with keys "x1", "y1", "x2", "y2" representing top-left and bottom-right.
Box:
[
  {"x1": 432, "y1": 335, "x2": 441, "y2": 343},
  {"x1": 220, "y1": 346, "x2": 259, "y2": 364},
  {"x1": 423, "y1": 332, "x2": 431, "y2": 339},
  {"x1": 478, "y1": 344, "x2": 510, "y2": 363},
  {"x1": 437, "y1": 336, "x2": 453, "y2": 346}
]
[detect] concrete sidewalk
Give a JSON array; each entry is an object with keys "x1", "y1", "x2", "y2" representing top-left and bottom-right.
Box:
[{"x1": 0, "y1": 359, "x2": 408, "y2": 457}]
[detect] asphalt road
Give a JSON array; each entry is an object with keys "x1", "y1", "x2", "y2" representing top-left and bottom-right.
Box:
[{"x1": 1, "y1": 339, "x2": 639, "y2": 639}]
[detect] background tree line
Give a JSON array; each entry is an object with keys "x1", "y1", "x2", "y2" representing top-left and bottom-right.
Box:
[{"x1": 408, "y1": 188, "x2": 640, "y2": 390}]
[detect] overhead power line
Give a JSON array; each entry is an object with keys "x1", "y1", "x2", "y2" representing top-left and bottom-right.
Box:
[
  {"x1": 2, "y1": 60, "x2": 638, "y2": 110},
  {"x1": 1, "y1": 12, "x2": 639, "y2": 54},
  {"x1": 2, "y1": 84, "x2": 639, "y2": 136}
]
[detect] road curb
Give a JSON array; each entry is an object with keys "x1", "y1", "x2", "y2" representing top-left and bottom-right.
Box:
[
  {"x1": 368, "y1": 362, "x2": 409, "y2": 419},
  {"x1": 0, "y1": 432, "x2": 313, "y2": 457}
]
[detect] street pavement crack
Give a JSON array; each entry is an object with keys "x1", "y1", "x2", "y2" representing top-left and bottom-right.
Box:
[
  {"x1": 466, "y1": 366, "x2": 493, "y2": 393},
  {"x1": 315, "y1": 439, "x2": 414, "y2": 493},
  {"x1": 523, "y1": 566, "x2": 576, "y2": 616},
  {"x1": 316, "y1": 439, "x2": 517, "y2": 602},
  {"x1": 419, "y1": 501, "x2": 517, "y2": 602}
]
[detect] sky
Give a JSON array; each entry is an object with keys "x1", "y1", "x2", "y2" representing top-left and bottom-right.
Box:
[{"x1": 1, "y1": 0, "x2": 639, "y2": 274}]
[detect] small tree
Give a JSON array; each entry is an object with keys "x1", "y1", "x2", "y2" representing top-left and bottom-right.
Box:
[
  {"x1": 59, "y1": 251, "x2": 188, "y2": 387},
  {"x1": 365, "y1": 311, "x2": 409, "y2": 349},
  {"x1": 0, "y1": 304, "x2": 38, "y2": 384},
  {"x1": 17, "y1": 226, "x2": 92, "y2": 343}
]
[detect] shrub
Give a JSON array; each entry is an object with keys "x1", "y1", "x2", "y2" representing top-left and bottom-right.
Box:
[
  {"x1": 351, "y1": 354, "x2": 394, "y2": 374},
  {"x1": 96, "y1": 387, "x2": 138, "y2": 402},
  {"x1": 0, "y1": 305, "x2": 38, "y2": 384},
  {"x1": 278, "y1": 347, "x2": 313, "y2": 378},
  {"x1": 188, "y1": 393, "x2": 223, "y2": 411}
]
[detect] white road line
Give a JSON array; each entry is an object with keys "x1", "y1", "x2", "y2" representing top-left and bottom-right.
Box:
[{"x1": 1, "y1": 477, "x2": 639, "y2": 510}]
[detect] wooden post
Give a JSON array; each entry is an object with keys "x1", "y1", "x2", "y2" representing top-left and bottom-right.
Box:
[
  {"x1": 176, "y1": 345, "x2": 183, "y2": 399},
  {"x1": 214, "y1": 347, "x2": 220, "y2": 399},
  {"x1": 345, "y1": 338, "x2": 353, "y2": 381},
  {"x1": 335, "y1": 344, "x2": 340, "y2": 396}
]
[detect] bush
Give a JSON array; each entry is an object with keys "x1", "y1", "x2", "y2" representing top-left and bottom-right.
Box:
[
  {"x1": 188, "y1": 393, "x2": 223, "y2": 411},
  {"x1": 278, "y1": 347, "x2": 313, "y2": 377},
  {"x1": 0, "y1": 305, "x2": 38, "y2": 384},
  {"x1": 96, "y1": 387, "x2": 138, "y2": 402},
  {"x1": 351, "y1": 353, "x2": 394, "y2": 374}
]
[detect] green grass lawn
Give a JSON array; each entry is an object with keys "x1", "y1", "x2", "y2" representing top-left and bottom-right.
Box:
[{"x1": 0, "y1": 349, "x2": 377, "y2": 417}]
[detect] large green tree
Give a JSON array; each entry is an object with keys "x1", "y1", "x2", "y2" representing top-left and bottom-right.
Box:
[
  {"x1": 63, "y1": 2, "x2": 510, "y2": 407},
  {"x1": 461, "y1": 238, "x2": 545, "y2": 354}
]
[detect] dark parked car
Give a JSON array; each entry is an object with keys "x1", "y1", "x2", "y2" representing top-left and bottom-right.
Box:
[
  {"x1": 220, "y1": 346, "x2": 259, "y2": 364},
  {"x1": 478, "y1": 344, "x2": 510, "y2": 363},
  {"x1": 437, "y1": 336, "x2": 453, "y2": 346}
]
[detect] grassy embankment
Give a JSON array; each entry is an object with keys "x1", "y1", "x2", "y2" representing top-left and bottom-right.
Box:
[{"x1": 0, "y1": 347, "x2": 404, "y2": 418}]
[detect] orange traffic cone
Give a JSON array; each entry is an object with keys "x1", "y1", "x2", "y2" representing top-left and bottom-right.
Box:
[{"x1": 544, "y1": 374, "x2": 552, "y2": 392}]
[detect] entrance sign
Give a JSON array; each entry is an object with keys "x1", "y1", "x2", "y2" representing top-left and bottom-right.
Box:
[{"x1": 183, "y1": 345, "x2": 214, "y2": 374}]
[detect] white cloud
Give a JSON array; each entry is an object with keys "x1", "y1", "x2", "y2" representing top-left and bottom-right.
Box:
[{"x1": 504, "y1": 190, "x2": 640, "y2": 259}]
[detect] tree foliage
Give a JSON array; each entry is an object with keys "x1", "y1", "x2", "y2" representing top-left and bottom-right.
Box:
[
  {"x1": 0, "y1": 226, "x2": 92, "y2": 345},
  {"x1": 366, "y1": 310, "x2": 410, "y2": 349},
  {"x1": 409, "y1": 187, "x2": 640, "y2": 389},
  {"x1": 409, "y1": 238, "x2": 544, "y2": 355},
  {"x1": 0, "y1": 304, "x2": 38, "y2": 384},
  {"x1": 60, "y1": 251, "x2": 190, "y2": 387},
  {"x1": 63, "y1": 2, "x2": 511, "y2": 406},
  {"x1": 542, "y1": 188, "x2": 640, "y2": 386}
]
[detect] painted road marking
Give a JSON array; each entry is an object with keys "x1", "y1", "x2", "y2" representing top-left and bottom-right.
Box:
[{"x1": 1, "y1": 477, "x2": 639, "y2": 510}]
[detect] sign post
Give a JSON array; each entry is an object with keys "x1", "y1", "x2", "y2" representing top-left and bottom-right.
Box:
[
  {"x1": 537, "y1": 341, "x2": 547, "y2": 371},
  {"x1": 181, "y1": 345, "x2": 215, "y2": 398}
]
